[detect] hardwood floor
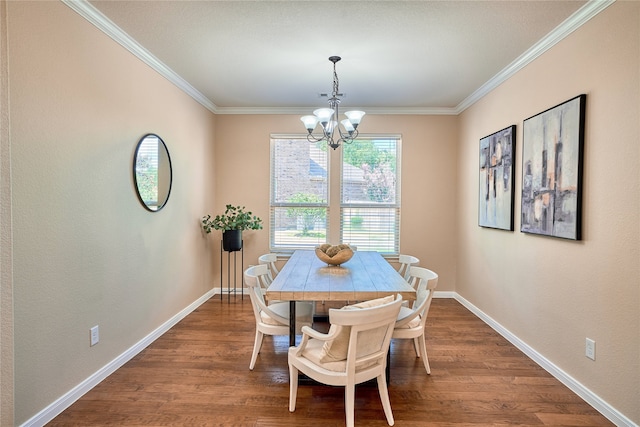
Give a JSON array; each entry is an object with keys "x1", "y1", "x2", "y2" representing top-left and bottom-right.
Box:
[{"x1": 48, "y1": 297, "x2": 613, "y2": 426}]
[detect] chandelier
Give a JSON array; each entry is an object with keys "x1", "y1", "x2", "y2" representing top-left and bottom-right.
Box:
[{"x1": 300, "y1": 56, "x2": 365, "y2": 150}]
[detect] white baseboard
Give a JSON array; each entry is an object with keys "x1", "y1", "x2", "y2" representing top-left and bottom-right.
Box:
[
  {"x1": 214, "y1": 286, "x2": 248, "y2": 298},
  {"x1": 22, "y1": 290, "x2": 636, "y2": 427},
  {"x1": 454, "y1": 293, "x2": 637, "y2": 427},
  {"x1": 21, "y1": 289, "x2": 216, "y2": 427},
  {"x1": 433, "y1": 290, "x2": 456, "y2": 299}
]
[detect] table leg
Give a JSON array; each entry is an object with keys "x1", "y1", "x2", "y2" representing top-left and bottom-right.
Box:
[{"x1": 289, "y1": 301, "x2": 296, "y2": 347}]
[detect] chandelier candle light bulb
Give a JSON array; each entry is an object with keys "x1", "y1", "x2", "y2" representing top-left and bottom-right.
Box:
[{"x1": 300, "y1": 56, "x2": 365, "y2": 150}]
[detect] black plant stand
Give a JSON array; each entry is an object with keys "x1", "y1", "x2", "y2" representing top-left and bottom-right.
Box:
[{"x1": 220, "y1": 240, "x2": 243, "y2": 302}]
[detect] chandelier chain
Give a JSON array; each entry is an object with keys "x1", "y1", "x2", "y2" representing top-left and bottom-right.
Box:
[{"x1": 332, "y1": 64, "x2": 340, "y2": 99}]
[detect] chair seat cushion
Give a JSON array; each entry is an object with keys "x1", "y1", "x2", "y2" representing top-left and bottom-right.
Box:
[
  {"x1": 395, "y1": 306, "x2": 421, "y2": 329},
  {"x1": 261, "y1": 301, "x2": 313, "y2": 326},
  {"x1": 299, "y1": 338, "x2": 377, "y2": 373},
  {"x1": 260, "y1": 310, "x2": 285, "y2": 326},
  {"x1": 320, "y1": 295, "x2": 395, "y2": 363}
]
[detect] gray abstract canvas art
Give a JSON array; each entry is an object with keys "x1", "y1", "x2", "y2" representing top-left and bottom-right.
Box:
[
  {"x1": 521, "y1": 95, "x2": 585, "y2": 240},
  {"x1": 479, "y1": 125, "x2": 515, "y2": 230}
]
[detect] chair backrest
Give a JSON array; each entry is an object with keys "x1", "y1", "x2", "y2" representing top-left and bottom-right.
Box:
[
  {"x1": 248, "y1": 263, "x2": 271, "y2": 289},
  {"x1": 397, "y1": 254, "x2": 420, "y2": 281},
  {"x1": 400, "y1": 267, "x2": 438, "y2": 327},
  {"x1": 328, "y1": 295, "x2": 403, "y2": 370},
  {"x1": 406, "y1": 265, "x2": 436, "y2": 290},
  {"x1": 258, "y1": 253, "x2": 279, "y2": 282}
]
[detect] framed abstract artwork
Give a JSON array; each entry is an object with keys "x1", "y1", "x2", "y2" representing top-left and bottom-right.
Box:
[
  {"x1": 479, "y1": 125, "x2": 516, "y2": 230},
  {"x1": 521, "y1": 94, "x2": 586, "y2": 240}
]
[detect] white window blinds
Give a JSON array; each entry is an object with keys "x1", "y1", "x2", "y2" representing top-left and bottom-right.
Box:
[
  {"x1": 340, "y1": 137, "x2": 401, "y2": 254},
  {"x1": 270, "y1": 137, "x2": 329, "y2": 251},
  {"x1": 270, "y1": 135, "x2": 400, "y2": 254}
]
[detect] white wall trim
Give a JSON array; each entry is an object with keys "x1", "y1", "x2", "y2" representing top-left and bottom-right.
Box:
[
  {"x1": 61, "y1": 0, "x2": 218, "y2": 114},
  {"x1": 454, "y1": 293, "x2": 637, "y2": 427},
  {"x1": 20, "y1": 289, "x2": 216, "y2": 427},
  {"x1": 433, "y1": 290, "x2": 456, "y2": 299},
  {"x1": 62, "y1": 0, "x2": 613, "y2": 117},
  {"x1": 454, "y1": 0, "x2": 615, "y2": 114},
  {"x1": 213, "y1": 106, "x2": 459, "y2": 116}
]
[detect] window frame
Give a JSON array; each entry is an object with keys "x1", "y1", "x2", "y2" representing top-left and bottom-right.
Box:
[{"x1": 269, "y1": 134, "x2": 401, "y2": 255}]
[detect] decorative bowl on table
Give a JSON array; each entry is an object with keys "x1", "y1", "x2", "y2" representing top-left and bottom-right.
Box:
[{"x1": 315, "y1": 244, "x2": 354, "y2": 266}]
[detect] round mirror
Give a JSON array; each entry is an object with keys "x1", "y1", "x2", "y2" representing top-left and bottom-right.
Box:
[{"x1": 133, "y1": 133, "x2": 173, "y2": 211}]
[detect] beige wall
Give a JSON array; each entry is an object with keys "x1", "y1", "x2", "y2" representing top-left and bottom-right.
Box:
[
  {"x1": 1, "y1": 1, "x2": 14, "y2": 425},
  {"x1": 457, "y1": 1, "x2": 639, "y2": 423},
  {"x1": 2, "y1": 0, "x2": 639, "y2": 425},
  {"x1": 214, "y1": 114, "x2": 459, "y2": 291},
  {"x1": 5, "y1": 1, "x2": 216, "y2": 423}
]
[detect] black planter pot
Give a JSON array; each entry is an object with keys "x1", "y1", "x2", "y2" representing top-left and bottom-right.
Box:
[{"x1": 222, "y1": 229, "x2": 243, "y2": 252}]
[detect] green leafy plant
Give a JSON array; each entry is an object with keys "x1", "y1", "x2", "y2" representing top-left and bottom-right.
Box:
[
  {"x1": 202, "y1": 204, "x2": 263, "y2": 233},
  {"x1": 286, "y1": 193, "x2": 326, "y2": 237},
  {"x1": 135, "y1": 156, "x2": 158, "y2": 204},
  {"x1": 350, "y1": 216, "x2": 364, "y2": 228}
]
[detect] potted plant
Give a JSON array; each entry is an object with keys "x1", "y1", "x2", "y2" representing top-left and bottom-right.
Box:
[{"x1": 202, "y1": 204, "x2": 263, "y2": 252}]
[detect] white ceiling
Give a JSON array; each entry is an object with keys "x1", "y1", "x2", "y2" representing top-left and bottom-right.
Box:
[{"x1": 77, "y1": 0, "x2": 607, "y2": 114}]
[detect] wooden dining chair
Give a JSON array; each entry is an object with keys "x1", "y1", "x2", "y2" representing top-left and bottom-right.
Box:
[
  {"x1": 248, "y1": 263, "x2": 282, "y2": 305},
  {"x1": 258, "y1": 253, "x2": 280, "y2": 283},
  {"x1": 250, "y1": 263, "x2": 272, "y2": 289},
  {"x1": 392, "y1": 267, "x2": 438, "y2": 374},
  {"x1": 244, "y1": 266, "x2": 312, "y2": 370},
  {"x1": 288, "y1": 295, "x2": 403, "y2": 427},
  {"x1": 397, "y1": 254, "x2": 420, "y2": 281}
]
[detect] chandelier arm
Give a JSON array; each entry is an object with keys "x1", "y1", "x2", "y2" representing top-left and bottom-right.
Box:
[
  {"x1": 306, "y1": 133, "x2": 327, "y2": 143},
  {"x1": 337, "y1": 127, "x2": 358, "y2": 143}
]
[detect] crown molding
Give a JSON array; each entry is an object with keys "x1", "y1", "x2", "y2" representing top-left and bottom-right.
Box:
[
  {"x1": 61, "y1": 0, "x2": 219, "y2": 114},
  {"x1": 455, "y1": 0, "x2": 615, "y2": 114},
  {"x1": 64, "y1": 0, "x2": 613, "y2": 117},
  {"x1": 213, "y1": 106, "x2": 458, "y2": 115}
]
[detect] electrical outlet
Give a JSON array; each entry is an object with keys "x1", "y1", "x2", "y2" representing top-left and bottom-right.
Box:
[
  {"x1": 585, "y1": 338, "x2": 595, "y2": 360},
  {"x1": 90, "y1": 325, "x2": 99, "y2": 346}
]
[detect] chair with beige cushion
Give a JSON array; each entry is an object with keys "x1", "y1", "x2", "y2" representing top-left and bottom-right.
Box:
[
  {"x1": 392, "y1": 267, "x2": 438, "y2": 374},
  {"x1": 288, "y1": 295, "x2": 403, "y2": 427},
  {"x1": 245, "y1": 266, "x2": 312, "y2": 370},
  {"x1": 397, "y1": 254, "x2": 420, "y2": 281}
]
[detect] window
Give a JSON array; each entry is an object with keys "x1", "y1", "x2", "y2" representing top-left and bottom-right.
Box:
[
  {"x1": 270, "y1": 137, "x2": 329, "y2": 250},
  {"x1": 341, "y1": 137, "x2": 400, "y2": 254},
  {"x1": 270, "y1": 135, "x2": 401, "y2": 254}
]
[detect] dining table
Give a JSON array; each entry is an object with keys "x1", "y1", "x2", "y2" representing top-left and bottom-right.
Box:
[{"x1": 266, "y1": 249, "x2": 416, "y2": 346}]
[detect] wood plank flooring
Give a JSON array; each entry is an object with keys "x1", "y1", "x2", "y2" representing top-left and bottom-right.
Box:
[{"x1": 48, "y1": 297, "x2": 613, "y2": 426}]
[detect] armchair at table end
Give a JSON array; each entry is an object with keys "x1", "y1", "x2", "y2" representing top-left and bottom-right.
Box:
[
  {"x1": 288, "y1": 295, "x2": 403, "y2": 427},
  {"x1": 393, "y1": 267, "x2": 438, "y2": 374}
]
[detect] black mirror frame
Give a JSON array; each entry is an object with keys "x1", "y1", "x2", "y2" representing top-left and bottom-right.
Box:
[{"x1": 133, "y1": 133, "x2": 173, "y2": 212}]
